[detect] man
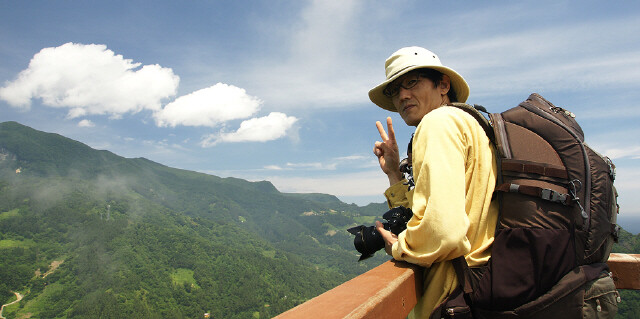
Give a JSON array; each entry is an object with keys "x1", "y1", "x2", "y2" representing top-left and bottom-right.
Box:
[{"x1": 369, "y1": 46, "x2": 498, "y2": 317}]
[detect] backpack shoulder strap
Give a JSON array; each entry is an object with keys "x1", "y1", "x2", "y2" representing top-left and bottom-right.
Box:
[{"x1": 449, "y1": 103, "x2": 495, "y2": 143}]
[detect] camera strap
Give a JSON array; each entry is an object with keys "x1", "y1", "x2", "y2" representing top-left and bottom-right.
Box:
[{"x1": 400, "y1": 134, "x2": 415, "y2": 190}]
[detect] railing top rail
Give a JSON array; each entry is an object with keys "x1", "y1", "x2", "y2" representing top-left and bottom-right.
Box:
[
  {"x1": 274, "y1": 260, "x2": 422, "y2": 319},
  {"x1": 275, "y1": 253, "x2": 640, "y2": 319},
  {"x1": 608, "y1": 253, "x2": 640, "y2": 289}
]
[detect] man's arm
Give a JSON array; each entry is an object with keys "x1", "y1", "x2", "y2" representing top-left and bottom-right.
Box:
[{"x1": 385, "y1": 109, "x2": 473, "y2": 267}]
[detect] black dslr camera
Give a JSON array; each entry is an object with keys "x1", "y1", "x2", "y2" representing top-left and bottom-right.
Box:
[{"x1": 347, "y1": 206, "x2": 412, "y2": 261}]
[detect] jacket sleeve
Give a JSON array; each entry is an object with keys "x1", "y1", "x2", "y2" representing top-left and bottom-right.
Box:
[
  {"x1": 391, "y1": 108, "x2": 472, "y2": 267},
  {"x1": 384, "y1": 179, "x2": 410, "y2": 209}
]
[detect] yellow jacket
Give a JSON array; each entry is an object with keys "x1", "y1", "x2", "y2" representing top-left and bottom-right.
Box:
[{"x1": 385, "y1": 106, "x2": 498, "y2": 317}]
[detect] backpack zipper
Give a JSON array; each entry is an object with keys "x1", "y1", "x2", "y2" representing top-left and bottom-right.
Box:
[{"x1": 550, "y1": 106, "x2": 577, "y2": 119}]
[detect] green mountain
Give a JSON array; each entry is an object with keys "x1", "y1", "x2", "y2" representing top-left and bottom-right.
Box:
[
  {"x1": 0, "y1": 121, "x2": 390, "y2": 318},
  {"x1": 2, "y1": 121, "x2": 639, "y2": 318}
]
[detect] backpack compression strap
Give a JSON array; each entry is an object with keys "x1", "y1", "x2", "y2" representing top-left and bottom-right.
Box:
[
  {"x1": 501, "y1": 159, "x2": 569, "y2": 179},
  {"x1": 495, "y1": 183, "x2": 573, "y2": 205}
]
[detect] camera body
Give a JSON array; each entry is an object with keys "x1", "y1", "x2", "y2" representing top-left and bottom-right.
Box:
[{"x1": 347, "y1": 206, "x2": 413, "y2": 261}]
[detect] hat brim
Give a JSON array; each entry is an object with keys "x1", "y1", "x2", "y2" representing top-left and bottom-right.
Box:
[{"x1": 368, "y1": 66, "x2": 470, "y2": 112}]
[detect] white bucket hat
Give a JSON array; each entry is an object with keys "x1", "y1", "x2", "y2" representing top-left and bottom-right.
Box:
[{"x1": 368, "y1": 46, "x2": 469, "y2": 112}]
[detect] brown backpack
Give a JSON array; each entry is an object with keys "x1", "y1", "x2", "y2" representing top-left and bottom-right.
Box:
[{"x1": 440, "y1": 93, "x2": 620, "y2": 318}]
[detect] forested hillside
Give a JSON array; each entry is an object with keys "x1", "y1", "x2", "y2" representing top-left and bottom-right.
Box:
[
  {"x1": 0, "y1": 121, "x2": 390, "y2": 318},
  {"x1": 1, "y1": 121, "x2": 639, "y2": 318}
]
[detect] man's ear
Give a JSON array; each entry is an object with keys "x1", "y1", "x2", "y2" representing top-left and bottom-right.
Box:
[{"x1": 439, "y1": 74, "x2": 451, "y2": 95}]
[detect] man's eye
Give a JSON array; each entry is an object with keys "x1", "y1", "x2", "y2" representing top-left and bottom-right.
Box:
[{"x1": 404, "y1": 79, "x2": 418, "y2": 87}]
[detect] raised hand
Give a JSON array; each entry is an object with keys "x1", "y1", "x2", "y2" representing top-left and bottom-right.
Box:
[{"x1": 374, "y1": 117, "x2": 403, "y2": 186}]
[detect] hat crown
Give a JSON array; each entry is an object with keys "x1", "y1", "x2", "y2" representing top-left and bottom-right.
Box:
[{"x1": 385, "y1": 47, "x2": 442, "y2": 79}]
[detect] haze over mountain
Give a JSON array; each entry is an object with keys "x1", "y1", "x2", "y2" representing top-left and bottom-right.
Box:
[{"x1": 0, "y1": 121, "x2": 390, "y2": 318}]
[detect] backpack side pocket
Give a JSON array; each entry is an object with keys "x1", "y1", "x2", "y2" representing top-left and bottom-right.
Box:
[{"x1": 582, "y1": 271, "x2": 619, "y2": 318}]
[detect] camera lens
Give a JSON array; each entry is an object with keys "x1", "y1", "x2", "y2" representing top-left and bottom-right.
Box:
[
  {"x1": 347, "y1": 206, "x2": 412, "y2": 261},
  {"x1": 348, "y1": 225, "x2": 385, "y2": 260}
]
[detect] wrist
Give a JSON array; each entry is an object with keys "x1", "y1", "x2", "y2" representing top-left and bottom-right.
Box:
[{"x1": 387, "y1": 171, "x2": 403, "y2": 186}]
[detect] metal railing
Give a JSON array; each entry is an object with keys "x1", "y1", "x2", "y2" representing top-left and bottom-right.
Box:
[{"x1": 275, "y1": 253, "x2": 640, "y2": 319}]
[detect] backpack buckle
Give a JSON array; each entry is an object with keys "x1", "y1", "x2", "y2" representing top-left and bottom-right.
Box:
[
  {"x1": 541, "y1": 188, "x2": 568, "y2": 204},
  {"x1": 613, "y1": 224, "x2": 620, "y2": 242},
  {"x1": 605, "y1": 157, "x2": 616, "y2": 181}
]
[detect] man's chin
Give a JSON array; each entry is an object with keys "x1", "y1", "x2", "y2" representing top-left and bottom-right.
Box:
[{"x1": 401, "y1": 116, "x2": 421, "y2": 127}]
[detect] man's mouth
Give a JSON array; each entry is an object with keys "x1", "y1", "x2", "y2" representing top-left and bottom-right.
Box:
[{"x1": 402, "y1": 104, "x2": 416, "y2": 113}]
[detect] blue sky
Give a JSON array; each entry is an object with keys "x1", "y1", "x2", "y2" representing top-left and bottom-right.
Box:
[{"x1": 1, "y1": 1, "x2": 640, "y2": 224}]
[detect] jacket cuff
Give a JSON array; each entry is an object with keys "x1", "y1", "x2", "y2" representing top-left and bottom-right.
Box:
[
  {"x1": 391, "y1": 237, "x2": 403, "y2": 260},
  {"x1": 384, "y1": 179, "x2": 409, "y2": 208}
]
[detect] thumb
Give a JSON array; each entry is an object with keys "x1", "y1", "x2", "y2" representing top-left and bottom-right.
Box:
[{"x1": 375, "y1": 221, "x2": 386, "y2": 233}]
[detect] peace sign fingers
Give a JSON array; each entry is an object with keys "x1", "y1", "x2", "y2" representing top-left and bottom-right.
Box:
[
  {"x1": 376, "y1": 117, "x2": 395, "y2": 143},
  {"x1": 373, "y1": 117, "x2": 403, "y2": 185}
]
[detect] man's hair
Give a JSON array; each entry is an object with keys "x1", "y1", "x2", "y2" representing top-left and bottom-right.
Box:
[{"x1": 417, "y1": 68, "x2": 458, "y2": 102}]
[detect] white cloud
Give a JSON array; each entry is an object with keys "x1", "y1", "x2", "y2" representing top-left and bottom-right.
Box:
[
  {"x1": 609, "y1": 165, "x2": 640, "y2": 217},
  {"x1": 262, "y1": 170, "x2": 389, "y2": 198},
  {"x1": 286, "y1": 162, "x2": 337, "y2": 170},
  {"x1": 201, "y1": 168, "x2": 389, "y2": 205},
  {"x1": 247, "y1": 0, "x2": 374, "y2": 110},
  {"x1": 77, "y1": 119, "x2": 95, "y2": 127},
  {"x1": 0, "y1": 42, "x2": 179, "y2": 118},
  {"x1": 260, "y1": 155, "x2": 377, "y2": 173},
  {"x1": 601, "y1": 146, "x2": 640, "y2": 160},
  {"x1": 616, "y1": 166, "x2": 640, "y2": 191},
  {"x1": 335, "y1": 155, "x2": 368, "y2": 162},
  {"x1": 444, "y1": 17, "x2": 640, "y2": 98},
  {"x1": 292, "y1": 0, "x2": 360, "y2": 67},
  {"x1": 200, "y1": 112, "x2": 298, "y2": 147},
  {"x1": 282, "y1": 155, "x2": 372, "y2": 171},
  {"x1": 153, "y1": 83, "x2": 262, "y2": 127}
]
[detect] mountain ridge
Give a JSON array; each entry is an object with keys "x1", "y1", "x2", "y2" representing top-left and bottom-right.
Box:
[
  {"x1": 0, "y1": 121, "x2": 334, "y2": 203},
  {"x1": 0, "y1": 120, "x2": 391, "y2": 318}
]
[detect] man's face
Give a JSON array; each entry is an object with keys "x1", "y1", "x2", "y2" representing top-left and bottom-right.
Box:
[{"x1": 389, "y1": 71, "x2": 450, "y2": 127}]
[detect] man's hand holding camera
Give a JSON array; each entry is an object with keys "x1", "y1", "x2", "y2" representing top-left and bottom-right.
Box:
[{"x1": 375, "y1": 220, "x2": 398, "y2": 256}]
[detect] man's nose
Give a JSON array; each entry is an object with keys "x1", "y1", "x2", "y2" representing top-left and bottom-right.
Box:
[{"x1": 397, "y1": 86, "x2": 412, "y2": 100}]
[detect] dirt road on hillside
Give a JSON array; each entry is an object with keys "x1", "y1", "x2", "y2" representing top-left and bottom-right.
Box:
[{"x1": 0, "y1": 292, "x2": 23, "y2": 319}]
